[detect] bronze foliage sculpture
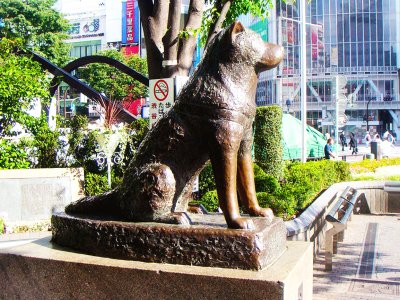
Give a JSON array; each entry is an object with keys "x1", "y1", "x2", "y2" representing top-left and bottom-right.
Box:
[{"x1": 66, "y1": 21, "x2": 284, "y2": 230}]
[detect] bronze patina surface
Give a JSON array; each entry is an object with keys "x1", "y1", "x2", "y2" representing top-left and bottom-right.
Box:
[
  {"x1": 63, "y1": 21, "x2": 284, "y2": 230},
  {"x1": 52, "y1": 212, "x2": 287, "y2": 270}
]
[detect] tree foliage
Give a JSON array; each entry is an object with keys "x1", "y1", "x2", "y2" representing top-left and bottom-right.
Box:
[
  {"x1": 0, "y1": 38, "x2": 50, "y2": 136},
  {"x1": 0, "y1": 0, "x2": 71, "y2": 66},
  {"x1": 78, "y1": 49, "x2": 148, "y2": 101}
]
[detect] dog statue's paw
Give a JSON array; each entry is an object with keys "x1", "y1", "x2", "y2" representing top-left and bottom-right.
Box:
[
  {"x1": 154, "y1": 212, "x2": 192, "y2": 226},
  {"x1": 249, "y1": 207, "x2": 274, "y2": 222},
  {"x1": 228, "y1": 217, "x2": 255, "y2": 230}
]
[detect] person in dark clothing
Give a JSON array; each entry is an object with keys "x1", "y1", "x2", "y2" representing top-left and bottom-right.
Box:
[
  {"x1": 349, "y1": 132, "x2": 358, "y2": 154},
  {"x1": 339, "y1": 132, "x2": 347, "y2": 151},
  {"x1": 324, "y1": 137, "x2": 335, "y2": 159}
]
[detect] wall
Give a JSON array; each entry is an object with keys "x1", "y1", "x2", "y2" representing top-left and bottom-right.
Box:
[{"x1": 0, "y1": 168, "x2": 84, "y2": 223}]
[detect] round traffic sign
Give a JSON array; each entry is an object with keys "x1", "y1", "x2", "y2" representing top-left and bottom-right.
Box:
[{"x1": 154, "y1": 79, "x2": 169, "y2": 101}]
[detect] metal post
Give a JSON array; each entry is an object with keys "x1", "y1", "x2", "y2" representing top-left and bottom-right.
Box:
[
  {"x1": 336, "y1": 94, "x2": 339, "y2": 159},
  {"x1": 107, "y1": 157, "x2": 112, "y2": 188},
  {"x1": 366, "y1": 98, "x2": 372, "y2": 131},
  {"x1": 300, "y1": 0, "x2": 307, "y2": 163}
]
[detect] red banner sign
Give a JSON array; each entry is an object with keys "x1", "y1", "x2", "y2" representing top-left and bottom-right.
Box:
[{"x1": 126, "y1": 0, "x2": 135, "y2": 44}]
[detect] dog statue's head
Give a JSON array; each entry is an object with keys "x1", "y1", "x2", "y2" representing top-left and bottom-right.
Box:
[{"x1": 204, "y1": 21, "x2": 284, "y2": 74}]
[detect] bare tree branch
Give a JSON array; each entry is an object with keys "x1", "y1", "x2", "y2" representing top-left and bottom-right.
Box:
[
  {"x1": 175, "y1": 0, "x2": 204, "y2": 77},
  {"x1": 162, "y1": 0, "x2": 182, "y2": 77},
  {"x1": 205, "y1": 0, "x2": 233, "y2": 47}
]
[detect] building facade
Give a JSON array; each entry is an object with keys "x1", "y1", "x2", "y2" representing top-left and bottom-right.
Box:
[
  {"x1": 55, "y1": 0, "x2": 141, "y2": 58},
  {"x1": 255, "y1": 0, "x2": 400, "y2": 141}
]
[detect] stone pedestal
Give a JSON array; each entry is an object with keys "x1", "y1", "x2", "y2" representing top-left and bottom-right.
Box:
[
  {"x1": 52, "y1": 212, "x2": 287, "y2": 270},
  {"x1": 0, "y1": 236, "x2": 313, "y2": 300}
]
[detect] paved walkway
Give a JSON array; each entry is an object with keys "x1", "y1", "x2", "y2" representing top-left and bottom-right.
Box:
[{"x1": 313, "y1": 214, "x2": 400, "y2": 299}]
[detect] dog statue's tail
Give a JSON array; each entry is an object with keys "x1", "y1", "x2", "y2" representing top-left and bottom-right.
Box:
[{"x1": 65, "y1": 189, "x2": 122, "y2": 218}]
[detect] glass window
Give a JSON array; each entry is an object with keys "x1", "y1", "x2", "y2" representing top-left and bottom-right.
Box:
[
  {"x1": 376, "y1": 13, "x2": 383, "y2": 41},
  {"x1": 357, "y1": 0, "x2": 363, "y2": 12},
  {"x1": 370, "y1": 12, "x2": 376, "y2": 42},
  {"x1": 384, "y1": 42, "x2": 391, "y2": 66},
  {"x1": 377, "y1": 0, "x2": 382, "y2": 12},
  {"x1": 351, "y1": 43, "x2": 357, "y2": 67},
  {"x1": 344, "y1": 42, "x2": 351, "y2": 67},
  {"x1": 330, "y1": 0, "x2": 337, "y2": 15},
  {"x1": 337, "y1": 0, "x2": 343, "y2": 13},
  {"x1": 363, "y1": 13, "x2": 370, "y2": 41},
  {"x1": 364, "y1": 42, "x2": 370, "y2": 66},
  {"x1": 370, "y1": 42, "x2": 377, "y2": 66},
  {"x1": 338, "y1": 44, "x2": 344, "y2": 67},
  {"x1": 357, "y1": 13, "x2": 363, "y2": 42},
  {"x1": 337, "y1": 15, "x2": 344, "y2": 43},
  {"x1": 377, "y1": 42, "x2": 383, "y2": 66},
  {"x1": 350, "y1": 14, "x2": 357, "y2": 41}
]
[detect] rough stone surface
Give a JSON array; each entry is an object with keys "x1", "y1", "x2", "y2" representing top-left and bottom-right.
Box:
[
  {"x1": 0, "y1": 237, "x2": 312, "y2": 300},
  {"x1": 51, "y1": 212, "x2": 287, "y2": 270},
  {"x1": 0, "y1": 168, "x2": 84, "y2": 223}
]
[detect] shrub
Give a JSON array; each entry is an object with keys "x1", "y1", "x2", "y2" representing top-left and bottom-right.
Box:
[
  {"x1": 84, "y1": 172, "x2": 122, "y2": 196},
  {"x1": 196, "y1": 151, "x2": 351, "y2": 220},
  {"x1": 198, "y1": 162, "x2": 216, "y2": 199},
  {"x1": 0, "y1": 218, "x2": 4, "y2": 234},
  {"x1": 199, "y1": 190, "x2": 219, "y2": 212},
  {"x1": 282, "y1": 160, "x2": 350, "y2": 210},
  {"x1": 253, "y1": 163, "x2": 280, "y2": 194},
  {"x1": 0, "y1": 139, "x2": 30, "y2": 169},
  {"x1": 254, "y1": 106, "x2": 283, "y2": 180},
  {"x1": 256, "y1": 192, "x2": 297, "y2": 220}
]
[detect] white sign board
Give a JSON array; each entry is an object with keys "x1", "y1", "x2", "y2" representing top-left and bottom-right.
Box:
[{"x1": 149, "y1": 78, "x2": 175, "y2": 127}]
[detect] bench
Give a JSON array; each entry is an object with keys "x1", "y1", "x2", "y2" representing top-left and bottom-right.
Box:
[
  {"x1": 383, "y1": 181, "x2": 400, "y2": 193},
  {"x1": 325, "y1": 186, "x2": 358, "y2": 271}
]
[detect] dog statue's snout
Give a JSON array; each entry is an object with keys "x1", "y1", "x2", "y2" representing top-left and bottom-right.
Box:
[{"x1": 257, "y1": 43, "x2": 284, "y2": 72}]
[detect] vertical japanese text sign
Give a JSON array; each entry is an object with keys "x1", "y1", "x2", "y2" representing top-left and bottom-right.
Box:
[{"x1": 126, "y1": 0, "x2": 135, "y2": 44}]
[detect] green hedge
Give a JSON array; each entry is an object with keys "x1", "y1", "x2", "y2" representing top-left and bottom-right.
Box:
[
  {"x1": 254, "y1": 106, "x2": 283, "y2": 180},
  {"x1": 196, "y1": 160, "x2": 350, "y2": 220},
  {"x1": 281, "y1": 160, "x2": 350, "y2": 212},
  {"x1": 84, "y1": 172, "x2": 122, "y2": 196}
]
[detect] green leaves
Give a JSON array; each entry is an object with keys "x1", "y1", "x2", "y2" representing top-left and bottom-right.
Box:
[
  {"x1": 0, "y1": 38, "x2": 50, "y2": 137},
  {"x1": 78, "y1": 49, "x2": 148, "y2": 102},
  {"x1": 254, "y1": 105, "x2": 284, "y2": 180},
  {"x1": 0, "y1": 139, "x2": 30, "y2": 169},
  {"x1": 0, "y1": 0, "x2": 71, "y2": 65}
]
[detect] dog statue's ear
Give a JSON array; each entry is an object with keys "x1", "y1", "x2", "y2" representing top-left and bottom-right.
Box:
[{"x1": 230, "y1": 21, "x2": 245, "y2": 40}]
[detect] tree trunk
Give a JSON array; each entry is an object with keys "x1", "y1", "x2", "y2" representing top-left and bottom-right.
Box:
[
  {"x1": 139, "y1": 0, "x2": 204, "y2": 79},
  {"x1": 138, "y1": 0, "x2": 169, "y2": 80}
]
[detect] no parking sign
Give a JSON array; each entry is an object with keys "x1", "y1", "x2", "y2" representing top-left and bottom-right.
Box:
[{"x1": 149, "y1": 78, "x2": 174, "y2": 127}]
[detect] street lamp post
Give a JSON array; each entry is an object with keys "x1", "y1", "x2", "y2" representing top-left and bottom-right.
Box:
[{"x1": 300, "y1": 0, "x2": 307, "y2": 163}]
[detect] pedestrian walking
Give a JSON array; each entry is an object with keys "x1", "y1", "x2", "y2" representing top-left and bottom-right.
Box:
[
  {"x1": 349, "y1": 132, "x2": 358, "y2": 154},
  {"x1": 324, "y1": 137, "x2": 335, "y2": 160}
]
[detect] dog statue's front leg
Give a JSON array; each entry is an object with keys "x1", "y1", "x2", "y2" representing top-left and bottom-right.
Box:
[
  {"x1": 208, "y1": 121, "x2": 254, "y2": 230},
  {"x1": 237, "y1": 134, "x2": 274, "y2": 222}
]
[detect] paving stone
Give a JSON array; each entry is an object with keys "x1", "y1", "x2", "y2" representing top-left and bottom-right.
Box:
[{"x1": 313, "y1": 214, "x2": 400, "y2": 299}]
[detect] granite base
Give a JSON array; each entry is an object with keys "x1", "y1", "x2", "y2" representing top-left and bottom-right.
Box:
[
  {"x1": 0, "y1": 236, "x2": 313, "y2": 300},
  {"x1": 51, "y1": 212, "x2": 287, "y2": 270}
]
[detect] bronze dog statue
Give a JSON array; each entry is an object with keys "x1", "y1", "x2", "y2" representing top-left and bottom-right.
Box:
[{"x1": 66, "y1": 21, "x2": 284, "y2": 229}]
